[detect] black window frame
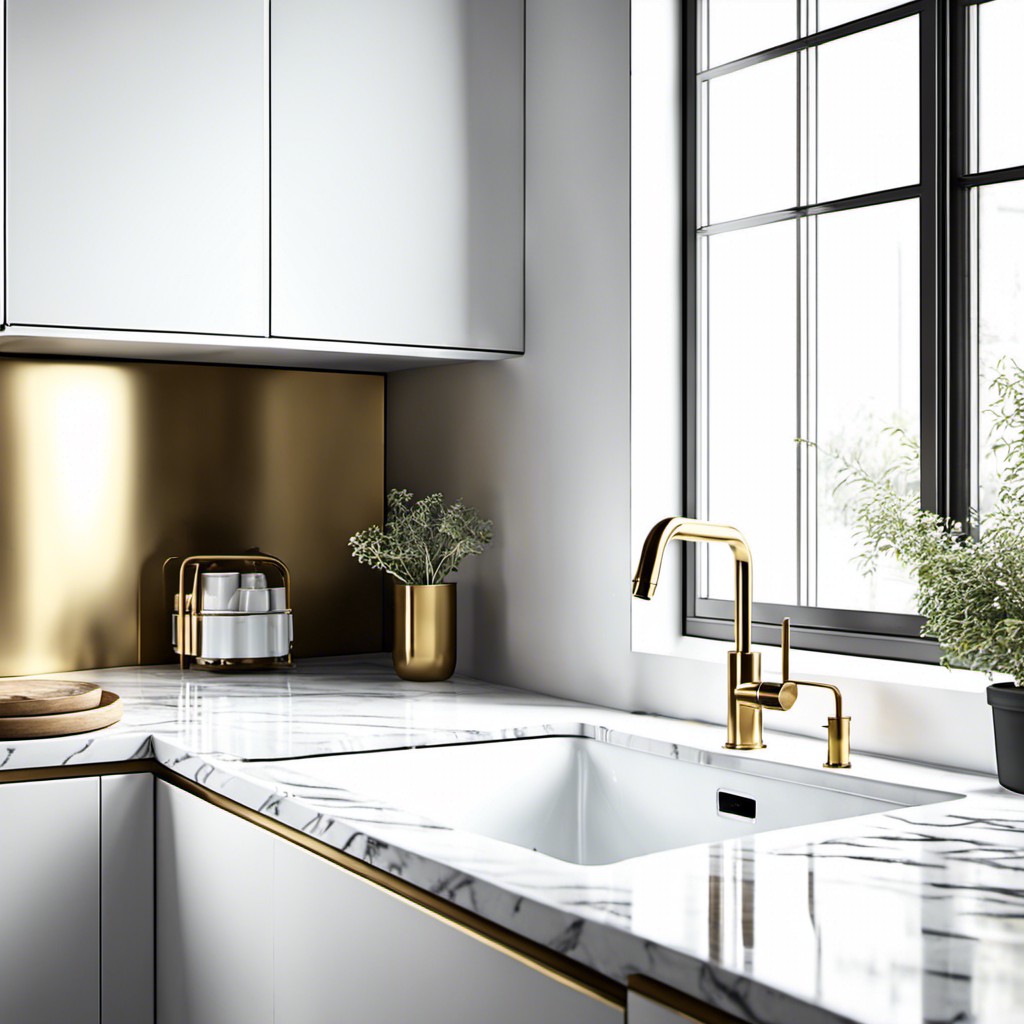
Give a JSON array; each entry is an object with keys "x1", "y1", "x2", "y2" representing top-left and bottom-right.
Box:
[{"x1": 683, "y1": 0, "x2": 983, "y2": 663}]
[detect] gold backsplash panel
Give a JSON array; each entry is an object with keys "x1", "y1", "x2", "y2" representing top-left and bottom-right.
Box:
[{"x1": 0, "y1": 358, "x2": 384, "y2": 676}]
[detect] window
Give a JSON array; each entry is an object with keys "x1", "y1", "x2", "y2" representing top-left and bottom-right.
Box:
[{"x1": 686, "y1": 1, "x2": 1010, "y2": 661}]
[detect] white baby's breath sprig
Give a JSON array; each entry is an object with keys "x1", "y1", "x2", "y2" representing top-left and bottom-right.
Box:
[{"x1": 349, "y1": 489, "x2": 493, "y2": 586}]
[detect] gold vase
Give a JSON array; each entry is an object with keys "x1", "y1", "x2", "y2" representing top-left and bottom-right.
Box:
[{"x1": 392, "y1": 583, "x2": 456, "y2": 681}]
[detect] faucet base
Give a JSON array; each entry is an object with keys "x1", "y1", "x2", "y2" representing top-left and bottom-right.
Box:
[{"x1": 726, "y1": 651, "x2": 765, "y2": 749}]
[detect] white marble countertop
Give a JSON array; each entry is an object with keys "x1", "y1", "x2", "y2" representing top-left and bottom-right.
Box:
[{"x1": 3, "y1": 655, "x2": 1022, "y2": 1024}]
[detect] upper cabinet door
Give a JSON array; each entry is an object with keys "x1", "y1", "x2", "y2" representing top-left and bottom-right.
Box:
[
  {"x1": 6, "y1": 0, "x2": 267, "y2": 336},
  {"x1": 271, "y1": 0, "x2": 524, "y2": 353}
]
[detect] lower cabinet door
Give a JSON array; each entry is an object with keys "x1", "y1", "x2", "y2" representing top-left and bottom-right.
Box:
[
  {"x1": 156, "y1": 781, "x2": 275, "y2": 1024},
  {"x1": 156, "y1": 780, "x2": 623, "y2": 1024},
  {"x1": 0, "y1": 777, "x2": 101, "y2": 1024},
  {"x1": 273, "y1": 837, "x2": 623, "y2": 1024},
  {"x1": 101, "y1": 773, "x2": 154, "y2": 1024}
]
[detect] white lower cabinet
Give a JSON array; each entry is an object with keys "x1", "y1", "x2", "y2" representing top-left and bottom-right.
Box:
[
  {"x1": 0, "y1": 777, "x2": 100, "y2": 1024},
  {"x1": 274, "y1": 834, "x2": 622, "y2": 1024},
  {"x1": 1, "y1": 775, "x2": 628, "y2": 1022},
  {"x1": 101, "y1": 774, "x2": 155, "y2": 1024},
  {"x1": 155, "y1": 781, "x2": 274, "y2": 1024},
  {"x1": 156, "y1": 780, "x2": 622, "y2": 1024},
  {"x1": 0, "y1": 773, "x2": 154, "y2": 1024}
]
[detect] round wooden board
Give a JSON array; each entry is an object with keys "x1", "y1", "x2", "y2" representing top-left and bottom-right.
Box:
[
  {"x1": 0, "y1": 690, "x2": 123, "y2": 739},
  {"x1": 0, "y1": 679, "x2": 103, "y2": 717}
]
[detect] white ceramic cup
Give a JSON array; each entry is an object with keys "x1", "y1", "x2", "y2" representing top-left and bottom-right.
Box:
[
  {"x1": 200, "y1": 614, "x2": 242, "y2": 659},
  {"x1": 237, "y1": 587, "x2": 271, "y2": 613},
  {"x1": 240, "y1": 572, "x2": 267, "y2": 590},
  {"x1": 241, "y1": 615, "x2": 270, "y2": 658},
  {"x1": 268, "y1": 587, "x2": 287, "y2": 611},
  {"x1": 200, "y1": 610, "x2": 288, "y2": 660},
  {"x1": 266, "y1": 612, "x2": 290, "y2": 656},
  {"x1": 201, "y1": 572, "x2": 240, "y2": 611}
]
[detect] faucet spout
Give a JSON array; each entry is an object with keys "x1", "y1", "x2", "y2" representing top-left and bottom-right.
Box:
[
  {"x1": 632, "y1": 517, "x2": 768, "y2": 750},
  {"x1": 632, "y1": 517, "x2": 753, "y2": 653}
]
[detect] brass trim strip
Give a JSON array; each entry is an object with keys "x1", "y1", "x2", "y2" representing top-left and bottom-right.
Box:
[
  {"x1": 155, "y1": 765, "x2": 625, "y2": 1009},
  {"x1": 0, "y1": 760, "x2": 156, "y2": 785},
  {"x1": 629, "y1": 975, "x2": 750, "y2": 1024}
]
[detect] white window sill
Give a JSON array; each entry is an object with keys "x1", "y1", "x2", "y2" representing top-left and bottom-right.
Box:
[
  {"x1": 637, "y1": 631, "x2": 998, "y2": 696},
  {"x1": 631, "y1": 593, "x2": 1000, "y2": 775}
]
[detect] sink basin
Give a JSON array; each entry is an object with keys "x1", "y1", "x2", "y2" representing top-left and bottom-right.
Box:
[{"x1": 266, "y1": 734, "x2": 961, "y2": 866}]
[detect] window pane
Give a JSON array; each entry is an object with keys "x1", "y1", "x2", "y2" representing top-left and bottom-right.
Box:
[
  {"x1": 817, "y1": 17, "x2": 919, "y2": 204},
  {"x1": 976, "y1": 181, "x2": 1024, "y2": 518},
  {"x1": 705, "y1": 0, "x2": 796, "y2": 69},
  {"x1": 815, "y1": 200, "x2": 919, "y2": 614},
  {"x1": 978, "y1": 0, "x2": 1024, "y2": 173},
  {"x1": 703, "y1": 221, "x2": 798, "y2": 605},
  {"x1": 817, "y1": 1, "x2": 906, "y2": 32},
  {"x1": 707, "y1": 55, "x2": 797, "y2": 224}
]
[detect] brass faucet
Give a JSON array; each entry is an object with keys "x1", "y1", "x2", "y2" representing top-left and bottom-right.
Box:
[{"x1": 632, "y1": 517, "x2": 850, "y2": 766}]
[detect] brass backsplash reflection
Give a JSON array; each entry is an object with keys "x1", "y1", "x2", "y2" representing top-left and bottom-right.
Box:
[{"x1": 0, "y1": 358, "x2": 384, "y2": 676}]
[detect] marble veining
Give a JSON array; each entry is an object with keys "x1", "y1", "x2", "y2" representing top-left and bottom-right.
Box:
[{"x1": 5, "y1": 655, "x2": 1023, "y2": 1024}]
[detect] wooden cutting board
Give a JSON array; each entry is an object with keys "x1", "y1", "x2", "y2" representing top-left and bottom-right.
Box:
[
  {"x1": 0, "y1": 690, "x2": 122, "y2": 739},
  {"x1": 0, "y1": 679, "x2": 103, "y2": 717}
]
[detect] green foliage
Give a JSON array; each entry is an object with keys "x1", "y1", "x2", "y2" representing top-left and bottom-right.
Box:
[
  {"x1": 349, "y1": 489, "x2": 493, "y2": 586},
  {"x1": 810, "y1": 361, "x2": 1024, "y2": 682}
]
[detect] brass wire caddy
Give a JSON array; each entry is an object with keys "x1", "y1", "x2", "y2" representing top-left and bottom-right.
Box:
[{"x1": 168, "y1": 553, "x2": 294, "y2": 671}]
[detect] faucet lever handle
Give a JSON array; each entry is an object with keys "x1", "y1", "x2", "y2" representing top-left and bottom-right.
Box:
[
  {"x1": 781, "y1": 616, "x2": 791, "y2": 683},
  {"x1": 779, "y1": 616, "x2": 851, "y2": 769}
]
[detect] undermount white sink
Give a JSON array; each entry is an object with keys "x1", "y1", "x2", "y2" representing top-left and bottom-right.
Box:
[{"x1": 267, "y1": 734, "x2": 961, "y2": 866}]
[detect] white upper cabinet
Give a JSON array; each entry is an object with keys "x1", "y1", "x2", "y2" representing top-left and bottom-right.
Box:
[
  {"x1": 6, "y1": 0, "x2": 266, "y2": 337},
  {"x1": 4, "y1": 0, "x2": 523, "y2": 366},
  {"x1": 271, "y1": 0, "x2": 524, "y2": 354}
]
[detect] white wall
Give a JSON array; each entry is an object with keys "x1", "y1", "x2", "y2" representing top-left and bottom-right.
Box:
[
  {"x1": 388, "y1": 0, "x2": 999, "y2": 775},
  {"x1": 389, "y1": 0, "x2": 636, "y2": 711}
]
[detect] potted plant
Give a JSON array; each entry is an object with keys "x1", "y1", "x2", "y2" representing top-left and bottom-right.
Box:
[
  {"x1": 810, "y1": 362, "x2": 1024, "y2": 792},
  {"x1": 349, "y1": 489, "x2": 493, "y2": 681}
]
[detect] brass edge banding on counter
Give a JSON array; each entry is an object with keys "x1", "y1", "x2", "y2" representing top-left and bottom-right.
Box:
[
  {"x1": 154, "y1": 764, "x2": 627, "y2": 1009},
  {"x1": 628, "y1": 974, "x2": 750, "y2": 1023},
  {"x1": 0, "y1": 760, "x2": 156, "y2": 784}
]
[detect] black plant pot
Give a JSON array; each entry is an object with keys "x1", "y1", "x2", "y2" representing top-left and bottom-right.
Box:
[{"x1": 987, "y1": 682, "x2": 1024, "y2": 794}]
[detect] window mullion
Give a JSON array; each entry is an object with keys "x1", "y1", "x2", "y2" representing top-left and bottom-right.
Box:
[
  {"x1": 966, "y1": 2, "x2": 978, "y2": 177},
  {"x1": 918, "y1": 0, "x2": 949, "y2": 520},
  {"x1": 804, "y1": 0, "x2": 817, "y2": 39},
  {"x1": 967, "y1": 185, "x2": 979, "y2": 520},
  {"x1": 796, "y1": 37, "x2": 807, "y2": 608},
  {"x1": 950, "y1": 0, "x2": 972, "y2": 530},
  {"x1": 794, "y1": 34, "x2": 819, "y2": 606},
  {"x1": 805, "y1": 215, "x2": 819, "y2": 609},
  {"x1": 697, "y1": 233, "x2": 710, "y2": 597},
  {"x1": 806, "y1": 37, "x2": 819, "y2": 609}
]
